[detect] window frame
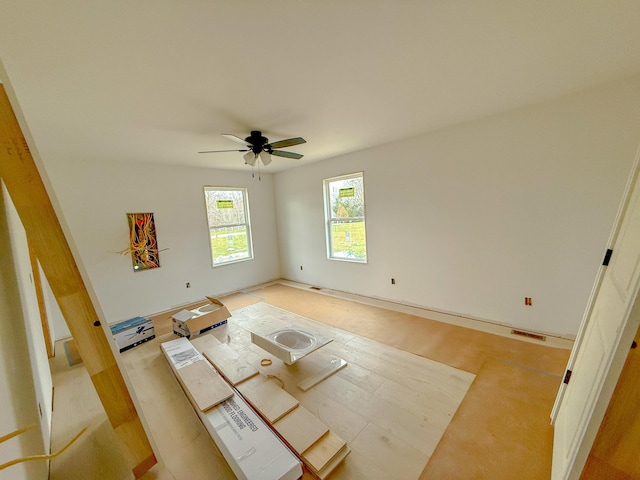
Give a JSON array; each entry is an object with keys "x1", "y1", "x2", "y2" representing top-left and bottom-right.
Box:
[
  {"x1": 323, "y1": 171, "x2": 368, "y2": 263},
  {"x1": 203, "y1": 186, "x2": 254, "y2": 267}
]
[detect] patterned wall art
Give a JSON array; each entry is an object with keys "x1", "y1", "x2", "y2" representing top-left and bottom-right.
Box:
[{"x1": 126, "y1": 212, "x2": 160, "y2": 271}]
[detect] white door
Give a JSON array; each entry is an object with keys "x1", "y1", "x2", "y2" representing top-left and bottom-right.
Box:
[
  {"x1": 551, "y1": 152, "x2": 640, "y2": 423},
  {"x1": 552, "y1": 154, "x2": 640, "y2": 480}
]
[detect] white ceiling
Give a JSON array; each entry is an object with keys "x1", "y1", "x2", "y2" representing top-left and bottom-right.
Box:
[{"x1": 2, "y1": 1, "x2": 640, "y2": 172}]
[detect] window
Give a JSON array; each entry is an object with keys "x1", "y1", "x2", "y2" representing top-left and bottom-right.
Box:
[
  {"x1": 203, "y1": 187, "x2": 253, "y2": 266},
  {"x1": 323, "y1": 172, "x2": 367, "y2": 262}
]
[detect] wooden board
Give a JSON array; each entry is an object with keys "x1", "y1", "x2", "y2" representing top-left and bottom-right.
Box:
[
  {"x1": 191, "y1": 334, "x2": 258, "y2": 385},
  {"x1": 0, "y1": 85, "x2": 156, "y2": 477},
  {"x1": 301, "y1": 430, "x2": 347, "y2": 473},
  {"x1": 273, "y1": 405, "x2": 329, "y2": 454},
  {"x1": 237, "y1": 378, "x2": 299, "y2": 423},
  {"x1": 316, "y1": 445, "x2": 351, "y2": 480},
  {"x1": 28, "y1": 242, "x2": 53, "y2": 358},
  {"x1": 175, "y1": 359, "x2": 234, "y2": 412}
]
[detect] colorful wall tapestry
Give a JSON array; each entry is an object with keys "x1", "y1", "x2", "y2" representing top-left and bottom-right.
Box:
[{"x1": 127, "y1": 212, "x2": 160, "y2": 271}]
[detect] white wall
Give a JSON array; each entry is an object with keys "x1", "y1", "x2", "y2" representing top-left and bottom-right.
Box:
[
  {"x1": 31, "y1": 77, "x2": 640, "y2": 338},
  {"x1": 0, "y1": 185, "x2": 48, "y2": 480},
  {"x1": 41, "y1": 161, "x2": 280, "y2": 325},
  {"x1": 274, "y1": 77, "x2": 640, "y2": 338}
]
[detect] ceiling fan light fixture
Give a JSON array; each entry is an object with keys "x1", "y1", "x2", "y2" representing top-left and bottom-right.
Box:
[
  {"x1": 200, "y1": 131, "x2": 305, "y2": 170},
  {"x1": 259, "y1": 150, "x2": 272, "y2": 166},
  {"x1": 243, "y1": 151, "x2": 257, "y2": 166}
]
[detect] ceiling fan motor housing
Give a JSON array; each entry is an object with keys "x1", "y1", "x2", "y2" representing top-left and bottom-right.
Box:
[{"x1": 247, "y1": 131, "x2": 270, "y2": 153}]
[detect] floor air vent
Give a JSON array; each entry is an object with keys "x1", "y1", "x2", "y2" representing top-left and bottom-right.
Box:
[{"x1": 511, "y1": 329, "x2": 546, "y2": 342}]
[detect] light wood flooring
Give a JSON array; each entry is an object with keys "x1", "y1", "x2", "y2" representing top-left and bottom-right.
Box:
[{"x1": 49, "y1": 282, "x2": 571, "y2": 479}]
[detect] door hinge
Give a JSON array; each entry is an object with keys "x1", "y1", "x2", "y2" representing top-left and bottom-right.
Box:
[
  {"x1": 602, "y1": 248, "x2": 613, "y2": 266},
  {"x1": 563, "y1": 369, "x2": 572, "y2": 384}
]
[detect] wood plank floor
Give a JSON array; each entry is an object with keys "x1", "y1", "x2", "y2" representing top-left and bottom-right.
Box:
[
  {"x1": 48, "y1": 281, "x2": 571, "y2": 479},
  {"x1": 224, "y1": 302, "x2": 473, "y2": 478}
]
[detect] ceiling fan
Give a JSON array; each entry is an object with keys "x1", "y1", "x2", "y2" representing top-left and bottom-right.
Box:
[{"x1": 199, "y1": 130, "x2": 306, "y2": 166}]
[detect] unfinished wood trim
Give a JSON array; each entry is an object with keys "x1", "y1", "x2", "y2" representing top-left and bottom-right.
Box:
[
  {"x1": 0, "y1": 85, "x2": 156, "y2": 478},
  {"x1": 28, "y1": 242, "x2": 53, "y2": 358}
]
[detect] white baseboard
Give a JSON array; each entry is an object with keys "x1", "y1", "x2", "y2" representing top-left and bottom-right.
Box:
[{"x1": 272, "y1": 279, "x2": 574, "y2": 350}]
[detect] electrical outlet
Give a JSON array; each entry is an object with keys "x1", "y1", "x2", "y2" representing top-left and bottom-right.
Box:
[
  {"x1": 391, "y1": 278, "x2": 396, "y2": 285},
  {"x1": 186, "y1": 282, "x2": 191, "y2": 288},
  {"x1": 300, "y1": 265, "x2": 303, "y2": 270},
  {"x1": 525, "y1": 297, "x2": 532, "y2": 306}
]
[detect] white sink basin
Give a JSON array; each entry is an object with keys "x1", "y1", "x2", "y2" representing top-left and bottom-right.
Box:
[
  {"x1": 272, "y1": 329, "x2": 316, "y2": 350},
  {"x1": 251, "y1": 326, "x2": 332, "y2": 365}
]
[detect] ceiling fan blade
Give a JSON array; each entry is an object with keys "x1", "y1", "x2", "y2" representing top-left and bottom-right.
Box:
[
  {"x1": 198, "y1": 149, "x2": 249, "y2": 154},
  {"x1": 222, "y1": 134, "x2": 252, "y2": 146},
  {"x1": 272, "y1": 150, "x2": 303, "y2": 159},
  {"x1": 267, "y1": 137, "x2": 306, "y2": 149}
]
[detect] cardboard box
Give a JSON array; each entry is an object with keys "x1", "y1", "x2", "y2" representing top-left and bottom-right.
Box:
[
  {"x1": 201, "y1": 392, "x2": 302, "y2": 480},
  {"x1": 172, "y1": 297, "x2": 231, "y2": 339},
  {"x1": 160, "y1": 337, "x2": 234, "y2": 411},
  {"x1": 110, "y1": 316, "x2": 155, "y2": 352},
  {"x1": 160, "y1": 338, "x2": 302, "y2": 480}
]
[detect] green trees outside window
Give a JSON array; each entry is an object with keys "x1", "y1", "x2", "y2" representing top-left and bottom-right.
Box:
[
  {"x1": 323, "y1": 172, "x2": 367, "y2": 262},
  {"x1": 203, "y1": 187, "x2": 253, "y2": 266}
]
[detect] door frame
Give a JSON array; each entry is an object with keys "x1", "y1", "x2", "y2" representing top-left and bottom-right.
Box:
[
  {"x1": 551, "y1": 142, "x2": 640, "y2": 479},
  {"x1": 551, "y1": 145, "x2": 640, "y2": 424}
]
